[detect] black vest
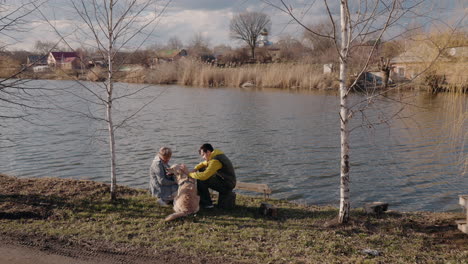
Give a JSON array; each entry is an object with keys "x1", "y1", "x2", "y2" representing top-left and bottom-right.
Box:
[{"x1": 212, "y1": 154, "x2": 236, "y2": 189}]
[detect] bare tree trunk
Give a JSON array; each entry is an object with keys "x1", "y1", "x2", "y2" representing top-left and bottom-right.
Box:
[
  {"x1": 251, "y1": 46, "x2": 255, "y2": 60},
  {"x1": 338, "y1": 0, "x2": 350, "y2": 224},
  {"x1": 107, "y1": 0, "x2": 117, "y2": 201},
  {"x1": 379, "y1": 57, "x2": 391, "y2": 89},
  {"x1": 382, "y1": 70, "x2": 390, "y2": 89},
  {"x1": 107, "y1": 88, "x2": 117, "y2": 200}
]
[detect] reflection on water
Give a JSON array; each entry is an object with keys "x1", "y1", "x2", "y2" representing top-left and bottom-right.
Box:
[{"x1": 0, "y1": 80, "x2": 466, "y2": 212}]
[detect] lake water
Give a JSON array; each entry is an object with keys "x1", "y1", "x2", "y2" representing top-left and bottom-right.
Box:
[{"x1": 1, "y1": 80, "x2": 466, "y2": 212}]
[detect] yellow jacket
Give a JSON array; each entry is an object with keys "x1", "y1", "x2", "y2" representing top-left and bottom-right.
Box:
[{"x1": 189, "y1": 149, "x2": 224, "y2": 181}]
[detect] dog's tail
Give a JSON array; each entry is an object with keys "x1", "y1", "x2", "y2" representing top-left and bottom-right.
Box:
[{"x1": 165, "y1": 211, "x2": 189, "y2": 221}]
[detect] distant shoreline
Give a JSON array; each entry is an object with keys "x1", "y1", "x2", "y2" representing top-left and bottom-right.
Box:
[
  {"x1": 15, "y1": 61, "x2": 466, "y2": 93},
  {"x1": 18, "y1": 61, "x2": 341, "y2": 90}
]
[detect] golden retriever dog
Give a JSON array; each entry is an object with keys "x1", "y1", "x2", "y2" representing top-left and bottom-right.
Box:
[{"x1": 164, "y1": 164, "x2": 200, "y2": 221}]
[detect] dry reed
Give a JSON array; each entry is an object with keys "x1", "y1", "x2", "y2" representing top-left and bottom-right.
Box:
[
  {"x1": 143, "y1": 59, "x2": 339, "y2": 90},
  {"x1": 0, "y1": 56, "x2": 21, "y2": 78},
  {"x1": 86, "y1": 67, "x2": 106, "y2": 82}
]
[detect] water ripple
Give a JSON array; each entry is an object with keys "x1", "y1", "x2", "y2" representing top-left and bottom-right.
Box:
[{"x1": 1, "y1": 81, "x2": 466, "y2": 212}]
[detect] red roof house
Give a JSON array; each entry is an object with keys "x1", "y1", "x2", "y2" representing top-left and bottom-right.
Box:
[{"x1": 48, "y1": 52, "x2": 81, "y2": 70}]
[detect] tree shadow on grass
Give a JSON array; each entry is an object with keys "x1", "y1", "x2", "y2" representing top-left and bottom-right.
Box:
[
  {"x1": 396, "y1": 213, "x2": 466, "y2": 245},
  {"x1": 0, "y1": 192, "x2": 163, "y2": 220},
  {"x1": 178, "y1": 204, "x2": 338, "y2": 228},
  {"x1": 0, "y1": 194, "x2": 70, "y2": 219},
  {"x1": 326, "y1": 210, "x2": 466, "y2": 245},
  {"x1": 1, "y1": 191, "x2": 334, "y2": 225}
]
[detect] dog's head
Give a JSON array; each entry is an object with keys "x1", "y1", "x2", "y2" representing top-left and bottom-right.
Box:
[{"x1": 167, "y1": 164, "x2": 190, "y2": 184}]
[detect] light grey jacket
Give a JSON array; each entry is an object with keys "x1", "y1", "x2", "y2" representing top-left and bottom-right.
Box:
[{"x1": 149, "y1": 156, "x2": 178, "y2": 201}]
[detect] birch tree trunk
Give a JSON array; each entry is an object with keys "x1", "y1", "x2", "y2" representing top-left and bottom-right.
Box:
[
  {"x1": 107, "y1": 0, "x2": 117, "y2": 200},
  {"x1": 107, "y1": 86, "x2": 117, "y2": 200},
  {"x1": 338, "y1": 0, "x2": 350, "y2": 223}
]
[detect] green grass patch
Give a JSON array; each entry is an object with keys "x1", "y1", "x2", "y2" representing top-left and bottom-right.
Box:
[{"x1": 0, "y1": 174, "x2": 466, "y2": 263}]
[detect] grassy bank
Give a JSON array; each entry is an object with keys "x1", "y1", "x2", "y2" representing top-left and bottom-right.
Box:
[{"x1": 0, "y1": 174, "x2": 466, "y2": 263}]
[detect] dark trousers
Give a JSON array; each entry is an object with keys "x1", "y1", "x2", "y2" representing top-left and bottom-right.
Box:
[{"x1": 197, "y1": 175, "x2": 234, "y2": 206}]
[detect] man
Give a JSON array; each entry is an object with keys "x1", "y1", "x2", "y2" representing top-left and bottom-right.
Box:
[
  {"x1": 149, "y1": 147, "x2": 178, "y2": 206},
  {"x1": 189, "y1": 143, "x2": 236, "y2": 209}
]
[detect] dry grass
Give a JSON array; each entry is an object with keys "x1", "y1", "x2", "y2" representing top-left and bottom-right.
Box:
[
  {"x1": 145, "y1": 63, "x2": 179, "y2": 84},
  {"x1": 53, "y1": 69, "x2": 78, "y2": 80},
  {"x1": 434, "y1": 62, "x2": 468, "y2": 93},
  {"x1": 121, "y1": 72, "x2": 145, "y2": 83},
  {"x1": 402, "y1": 31, "x2": 468, "y2": 93},
  {"x1": 86, "y1": 67, "x2": 106, "y2": 82},
  {"x1": 0, "y1": 56, "x2": 21, "y2": 78}
]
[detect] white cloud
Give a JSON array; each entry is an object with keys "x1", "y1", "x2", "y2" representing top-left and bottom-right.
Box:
[
  {"x1": 4, "y1": 0, "x2": 465, "y2": 52},
  {"x1": 157, "y1": 9, "x2": 234, "y2": 47}
]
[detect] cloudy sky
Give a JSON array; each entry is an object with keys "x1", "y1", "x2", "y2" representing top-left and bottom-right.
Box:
[{"x1": 3, "y1": 0, "x2": 466, "y2": 51}]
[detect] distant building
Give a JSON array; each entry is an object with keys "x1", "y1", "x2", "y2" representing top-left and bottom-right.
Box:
[
  {"x1": 26, "y1": 55, "x2": 48, "y2": 67},
  {"x1": 152, "y1": 49, "x2": 188, "y2": 64},
  {"x1": 27, "y1": 55, "x2": 50, "y2": 72},
  {"x1": 390, "y1": 49, "x2": 424, "y2": 80},
  {"x1": 48, "y1": 52, "x2": 81, "y2": 70},
  {"x1": 87, "y1": 55, "x2": 107, "y2": 69},
  {"x1": 258, "y1": 28, "x2": 273, "y2": 47},
  {"x1": 390, "y1": 46, "x2": 468, "y2": 82},
  {"x1": 32, "y1": 65, "x2": 50, "y2": 73}
]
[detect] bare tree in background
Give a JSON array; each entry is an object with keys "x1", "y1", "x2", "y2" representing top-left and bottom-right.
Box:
[
  {"x1": 188, "y1": 32, "x2": 211, "y2": 57},
  {"x1": 34, "y1": 40, "x2": 64, "y2": 54},
  {"x1": 166, "y1": 36, "x2": 183, "y2": 50},
  {"x1": 0, "y1": 0, "x2": 38, "y2": 50},
  {"x1": 302, "y1": 20, "x2": 337, "y2": 63},
  {"x1": 37, "y1": 0, "x2": 171, "y2": 200},
  {"x1": 0, "y1": 0, "x2": 48, "y2": 132},
  {"x1": 230, "y1": 11, "x2": 271, "y2": 59},
  {"x1": 274, "y1": 35, "x2": 306, "y2": 62},
  {"x1": 302, "y1": 20, "x2": 335, "y2": 53},
  {"x1": 263, "y1": 0, "x2": 466, "y2": 223}
]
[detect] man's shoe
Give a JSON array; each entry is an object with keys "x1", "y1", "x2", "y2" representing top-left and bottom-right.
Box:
[{"x1": 157, "y1": 198, "x2": 170, "y2": 207}]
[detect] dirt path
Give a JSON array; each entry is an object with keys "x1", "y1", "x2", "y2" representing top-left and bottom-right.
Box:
[
  {"x1": 0, "y1": 244, "x2": 102, "y2": 264},
  {"x1": 0, "y1": 233, "x2": 167, "y2": 264},
  {"x1": 0, "y1": 241, "x2": 183, "y2": 264},
  {"x1": 0, "y1": 233, "x2": 228, "y2": 264}
]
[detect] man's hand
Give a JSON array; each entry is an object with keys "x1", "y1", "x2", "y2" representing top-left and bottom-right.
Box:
[{"x1": 180, "y1": 164, "x2": 189, "y2": 174}]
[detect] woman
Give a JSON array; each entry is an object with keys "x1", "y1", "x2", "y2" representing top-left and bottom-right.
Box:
[{"x1": 149, "y1": 147, "x2": 178, "y2": 206}]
